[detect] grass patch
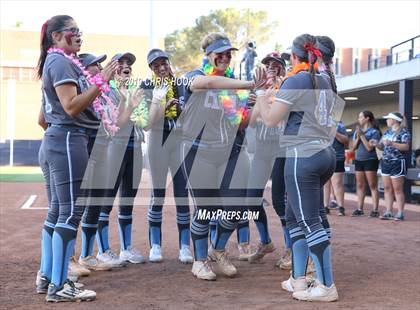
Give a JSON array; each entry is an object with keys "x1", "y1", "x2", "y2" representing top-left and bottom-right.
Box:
[{"x1": 0, "y1": 166, "x2": 43, "y2": 183}]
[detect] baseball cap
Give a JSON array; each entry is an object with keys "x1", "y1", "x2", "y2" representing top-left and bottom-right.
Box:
[
  {"x1": 147, "y1": 49, "x2": 169, "y2": 66},
  {"x1": 383, "y1": 112, "x2": 403, "y2": 122},
  {"x1": 112, "y1": 52, "x2": 136, "y2": 65},
  {"x1": 205, "y1": 38, "x2": 238, "y2": 55},
  {"x1": 79, "y1": 53, "x2": 107, "y2": 68},
  {"x1": 261, "y1": 52, "x2": 286, "y2": 68}
]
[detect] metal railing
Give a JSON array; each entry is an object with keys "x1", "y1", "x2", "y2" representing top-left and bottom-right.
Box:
[{"x1": 367, "y1": 35, "x2": 420, "y2": 71}]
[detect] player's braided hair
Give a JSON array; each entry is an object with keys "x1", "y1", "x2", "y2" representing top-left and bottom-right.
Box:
[{"x1": 316, "y1": 36, "x2": 337, "y2": 93}]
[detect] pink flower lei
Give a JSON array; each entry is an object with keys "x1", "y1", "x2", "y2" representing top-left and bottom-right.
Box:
[{"x1": 47, "y1": 47, "x2": 119, "y2": 136}]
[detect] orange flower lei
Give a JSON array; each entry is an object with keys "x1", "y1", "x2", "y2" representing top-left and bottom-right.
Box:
[{"x1": 287, "y1": 62, "x2": 319, "y2": 78}]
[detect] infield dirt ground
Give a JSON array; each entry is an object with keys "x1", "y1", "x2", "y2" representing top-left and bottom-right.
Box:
[{"x1": 1, "y1": 179, "x2": 419, "y2": 310}]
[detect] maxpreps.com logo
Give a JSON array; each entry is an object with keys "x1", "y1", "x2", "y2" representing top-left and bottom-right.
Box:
[{"x1": 196, "y1": 209, "x2": 260, "y2": 221}]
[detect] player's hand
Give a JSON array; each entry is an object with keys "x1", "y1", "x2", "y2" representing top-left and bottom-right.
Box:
[
  {"x1": 166, "y1": 98, "x2": 179, "y2": 109},
  {"x1": 119, "y1": 87, "x2": 128, "y2": 105},
  {"x1": 253, "y1": 66, "x2": 268, "y2": 90},
  {"x1": 129, "y1": 88, "x2": 144, "y2": 109},
  {"x1": 102, "y1": 60, "x2": 119, "y2": 82},
  {"x1": 383, "y1": 139, "x2": 393, "y2": 146},
  {"x1": 152, "y1": 84, "x2": 169, "y2": 104}
]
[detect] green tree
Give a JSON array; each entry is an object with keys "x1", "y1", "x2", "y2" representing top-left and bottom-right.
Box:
[
  {"x1": 165, "y1": 8, "x2": 278, "y2": 74},
  {"x1": 274, "y1": 42, "x2": 283, "y2": 53}
]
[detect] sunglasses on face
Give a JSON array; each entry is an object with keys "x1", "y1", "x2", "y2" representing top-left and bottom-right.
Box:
[{"x1": 57, "y1": 27, "x2": 82, "y2": 36}]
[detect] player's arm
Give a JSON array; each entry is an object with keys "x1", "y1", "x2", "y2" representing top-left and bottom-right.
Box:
[
  {"x1": 247, "y1": 94, "x2": 259, "y2": 128},
  {"x1": 257, "y1": 88, "x2": 290, "y2": 128},
  {"x1": 189, "y1": 75, "x2": 254, "y2": 92},
  {"x1": 359, "y1": 131, "x2": 375, "y2": 152},
  {"x1": 336, "y1": 131, "x2": 349, "y2": 148},
  {"x1": 37, "y1": 106, "x2": 48, "y2": 130},
  {"x1": 387, "y1": 140, "x2": 409, "y2": 152}
]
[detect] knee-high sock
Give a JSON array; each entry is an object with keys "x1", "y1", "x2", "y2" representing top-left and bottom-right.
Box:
[
  {"x1": 80, "y1": 224, "x2": 97, "y2": 258},
  {"x1": 176, "y1": 209, "x2": 190, "y2": 247},
  {"x1": 96, "y1": 210, "x2": 111, "y2": 254},
  {"x1": 213, "y1": 218, "x2": 236, "y2": 251},
  {"x1": 248, "y1": 188, "x2": 270, "y2": 244},
  {"x1": 51, "y1": 224, "x2": 77, "y2": 287},
  {"x1": 280, "y1": 218, "x2": 292, "y2": 249},
  {"x1": 148, "y1": 206, "x2": 162, "y2": 247},
  {"x1": 289, "y1": 226, "x2": 309, "y2": 279},
  {"x1": 118, "y1": 214, "x2": 133, "y2": 251},
  {"x1": 40, "y1": 221, "x2": 55, "y2": 281},
  {"x1": 254, "y1": 208, "x2": 271, "y2": 244},
  {"x1": 209, "y1": 218, "x2": 217, "y2": 245},
  {"x1": 306, "y1": 228, "x2": 333, "y2": 286},
  {"x1": 236, "y1": 219, "x2": 250, "y2": 244},
  {"x1": 118, "y1": 203, "x2": 134, "y2": 251},
  {"x1": 190, "y1": 218, "x2": 209, "y2": 260}
]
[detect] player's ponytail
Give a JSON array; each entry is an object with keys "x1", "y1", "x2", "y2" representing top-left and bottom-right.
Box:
[
  {"x1": 291, "y1": 34, "x2": 320, "y2": 89},
  {"x1": 37, "y1": 15, "x2": 73, "y2": 79}
]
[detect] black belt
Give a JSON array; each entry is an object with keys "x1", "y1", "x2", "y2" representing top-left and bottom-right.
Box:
[{"x1": 50, "y1": 124, "x2": 98, "y2": 136}]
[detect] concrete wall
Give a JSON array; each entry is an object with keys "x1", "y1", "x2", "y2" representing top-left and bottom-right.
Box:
[
  {"x1": 0, "y1": 80, "x2": 43, "y2": 141},
  {"x1": 0, "y1": 29, "x2": 164, "y2": 142},
  {"x1": 340, "y1": 48, "x2": 353, "y2": 76}
]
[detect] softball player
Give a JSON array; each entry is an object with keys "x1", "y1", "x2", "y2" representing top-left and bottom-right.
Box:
[
  {"x1": 373, "y1": 112, "x2": 410, "y2": 220},
  {"x1": 180, "y1": 33, "x2": 254, "y2": 280},
  {"x1": 141, "y1": 49, "x2": 193, "y2": 263},
  {"x1": 257, "y1": 34, "x2": 339, "y2": 301},
  {"x1": 351, "y1": 111, "x2": 381, "y2": 217},
  {"x1": 246, "y1": 52, "x2": 292, "y2": 266},
  {"x1": 36, "y1": 15, "x2": 118, "y2": 302},
  {"x1": 92, "y1": 53, "x2": 146, "y2": 265}
]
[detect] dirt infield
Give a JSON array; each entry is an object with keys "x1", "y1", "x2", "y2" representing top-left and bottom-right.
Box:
[{"x1": 1, "y1": 181, "x2": 419, "y2": 310}]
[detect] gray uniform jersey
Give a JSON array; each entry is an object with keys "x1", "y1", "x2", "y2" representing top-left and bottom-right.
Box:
[
  {"x1": 255, "y1": 121, "x2": 283, "y2": 142},
  {"x1": 42, "y1": 52, "x2": 99, "y2": 129},
  {"x1": 181, "y1": 70, "x2": 246, "y2": 146},
  {"x1": 275, "y1": 71, "x2": 341, "y2": 154}
]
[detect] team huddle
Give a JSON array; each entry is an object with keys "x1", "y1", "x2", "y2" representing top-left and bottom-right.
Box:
[{"x1": 34, "y1": 13, "x2": 410, "y2": 304}]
